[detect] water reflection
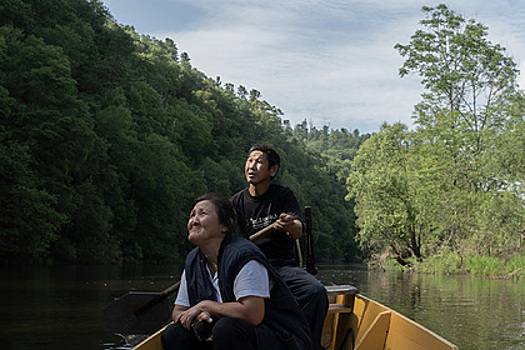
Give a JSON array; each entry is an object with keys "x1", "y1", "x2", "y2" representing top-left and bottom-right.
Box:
[
  {"x1": 0, "y1": 265, "x2": 182, "y2": 350},
  {"x1": 317, "y1": 265, "x2": 524, "y2": 350},
  {"x1": 0, "y1": 264, "x2": 522, "y2": 350}
]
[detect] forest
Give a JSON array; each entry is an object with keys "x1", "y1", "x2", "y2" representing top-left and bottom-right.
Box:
[
  {"x1": 0, "y1": 1, "x2": 523, "y2": 272},
  {"x1": 0, "y1": 0, "x2": 368, "y2": 264}
]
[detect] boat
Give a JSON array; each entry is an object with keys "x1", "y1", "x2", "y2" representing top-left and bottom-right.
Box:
[{"x1": 131, "y1": 284, "x2": 459, "y2": 350}]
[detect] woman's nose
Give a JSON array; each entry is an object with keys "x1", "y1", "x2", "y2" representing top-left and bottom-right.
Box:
[{"x1": 189, "y1": 216, "x2": 199, "y2": 226}]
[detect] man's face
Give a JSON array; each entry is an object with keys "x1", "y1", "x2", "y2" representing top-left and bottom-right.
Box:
[{"x1": 245, "y1": 150, "x2": 278, "y2": 185}]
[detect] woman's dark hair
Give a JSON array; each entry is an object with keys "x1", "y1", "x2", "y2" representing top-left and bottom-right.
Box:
[
  {"x1": 249, "y1": 144, "x2": 281, "y2": 179},
  {"x1": 193, "y1": 192, "x2": 238, "y2": 237}
]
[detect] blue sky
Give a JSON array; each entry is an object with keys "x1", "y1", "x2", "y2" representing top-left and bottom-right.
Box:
[{"x1": 101, "y1": 0, "x2": 525, "y2": 133}]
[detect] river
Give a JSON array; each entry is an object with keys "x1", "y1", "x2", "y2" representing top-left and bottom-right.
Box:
[{"x1": 0, "y1": 264, "x2": 522, "y2": 350}]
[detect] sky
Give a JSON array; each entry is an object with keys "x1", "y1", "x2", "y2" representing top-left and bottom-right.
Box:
[{"x1": 101, "y1": 0, "x2": 525, "y2": 134}]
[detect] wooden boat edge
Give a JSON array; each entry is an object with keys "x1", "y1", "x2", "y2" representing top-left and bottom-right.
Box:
[
  {"x1": 346, "y1": 293, "x2": 459, "y2": 350},
  {"x1": 132, "y1": 285, "x2": 459, "y2": 350}
]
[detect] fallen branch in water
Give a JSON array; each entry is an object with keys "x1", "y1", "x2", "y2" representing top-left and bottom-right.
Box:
[
  {"x1": 491, "y1": 266, "x2": 525, "y2": 279},
  {"x1": 505, "y1": 266, "x2": 525, "y2": 279}
]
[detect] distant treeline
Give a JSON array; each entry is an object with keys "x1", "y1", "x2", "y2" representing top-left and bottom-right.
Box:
[{"x1": 0, "y1": 0, "x2": 368, "y2": 264}]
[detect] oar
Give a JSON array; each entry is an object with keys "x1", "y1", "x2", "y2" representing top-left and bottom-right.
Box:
[
  {"x1": 304, "y1": 206, "x2": 318, "y2": 275},
  {"x1": 249, "y1": 222, "x2": 276, "y2": 241},
  {"x1": 103, "y1": 281, "x2": 180, "y2": 335},
  {"x1": 249, "y1": 219, "x2": 306, "y2": 268}
]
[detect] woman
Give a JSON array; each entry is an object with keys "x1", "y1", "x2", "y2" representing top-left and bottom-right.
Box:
[{"x1": 161, "y1": 193, "x2": 312, "y2": 350}]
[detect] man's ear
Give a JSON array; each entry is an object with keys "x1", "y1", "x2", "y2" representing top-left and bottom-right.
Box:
[{"x1": 270, "y1": 164, "x2": 279, "y2": 178}]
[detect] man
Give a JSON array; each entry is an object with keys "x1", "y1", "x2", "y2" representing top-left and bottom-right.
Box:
[{"x1": 231, "y1": 144, "x2": 328, "y2": 349}]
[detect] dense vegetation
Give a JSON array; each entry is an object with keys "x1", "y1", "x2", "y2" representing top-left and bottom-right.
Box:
[
  {"x1": 0, "y1": 0, "x2": 366, "y2": 264},
  {"x1": 348, "y1": 5, "x2": 524, "y2": 273},
  {"x1": 1, "y1": 2, "x2": 522, "y2": 274}
]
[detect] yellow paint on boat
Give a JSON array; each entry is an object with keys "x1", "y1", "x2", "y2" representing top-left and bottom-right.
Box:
[
  {"x1": 322, "y1": 286, "x2": 458, "y2": 350},
  {"x1": 133, "y1": 285, "x2": 458, "y2": 350}
]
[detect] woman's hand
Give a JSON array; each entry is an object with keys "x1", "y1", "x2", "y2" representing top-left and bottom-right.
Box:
[
  {"x1": 176, "y1": 297, "x2": 265, "y2": 329},
  {"x1": 176, "y1": 305, "x2": 202, "y2": 330},
  {"x1": 192, "y1": 311, "x2": 215, "y2": 342},
  {"x1": 175, "y1": 302, "x2": 216, "y2": 331},
  {"x1": 194, "y1": 310, "x2": 214, "y2": 323}
]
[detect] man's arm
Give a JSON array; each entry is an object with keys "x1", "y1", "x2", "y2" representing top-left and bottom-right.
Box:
[{"x1": 276, "y1": 187, "x2": 303, "y2": 239}]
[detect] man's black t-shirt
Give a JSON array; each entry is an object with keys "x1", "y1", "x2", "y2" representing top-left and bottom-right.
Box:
[{"x1": 231, "y1": 183, "x2": 302, "y2": 260}]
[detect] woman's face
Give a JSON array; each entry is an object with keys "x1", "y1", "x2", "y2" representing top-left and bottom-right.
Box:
[{"x1": 187, "y1": 200, "x2": 227, "y2": 246}]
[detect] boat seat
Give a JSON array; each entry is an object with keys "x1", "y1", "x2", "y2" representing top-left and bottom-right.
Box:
[{"x1": 323, "y1": 285, "x2": 359, "y2": 350}]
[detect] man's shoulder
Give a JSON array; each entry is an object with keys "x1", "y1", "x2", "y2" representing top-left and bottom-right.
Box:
[
  {"x1": 231, "y1": 187, "x2": 249, "y2": 202},
  {"x1": 270, "y1": 183, "x2": 296, "y2": 196}
]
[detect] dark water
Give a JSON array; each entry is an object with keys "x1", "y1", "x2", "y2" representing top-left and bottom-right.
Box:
[{"x1": 0, "y1": 264, "x2": 522, "y2": 350}]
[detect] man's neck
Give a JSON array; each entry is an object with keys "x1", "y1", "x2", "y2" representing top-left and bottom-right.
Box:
[{"x1": 249, "y1": 181, "x2": 271, "y2": 197}]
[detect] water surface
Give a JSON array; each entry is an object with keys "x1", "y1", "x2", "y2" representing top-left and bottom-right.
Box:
[
  {"x1": 318, "y1": 265, "x2": 524, "y2": 350},
  {"x1": 0, "y1": 264, "x2": 522, "y2": 350}
]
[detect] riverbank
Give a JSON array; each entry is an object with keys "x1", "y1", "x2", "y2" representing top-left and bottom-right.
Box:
[{"x1": 379, "y1": 253, "x2": 525, "y2": 278}]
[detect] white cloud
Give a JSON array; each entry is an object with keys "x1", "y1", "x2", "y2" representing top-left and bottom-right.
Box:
[
  {"x1": 105, "y1": 0, "x2": 525, "y2": 133},
  {"x1": 153, "y1": 1, "x2": 425, "y2": 132}
]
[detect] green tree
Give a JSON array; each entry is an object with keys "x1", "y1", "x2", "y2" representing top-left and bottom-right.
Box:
[
  {"x1": 347, "y1": 5, "x2": 523, "y2": 263},
  {"x1": 349, "y1": 3, "x2": 525, "y2": 261},
  {"x1": 0, "y1": 128, "x2": 66, "y2": 261},
  {"x1": 347, "y1": 123, "x2": 421, "y2": 258},
  {"x1": 395, "y1": 4, "x2": 519, "y2": 194}
]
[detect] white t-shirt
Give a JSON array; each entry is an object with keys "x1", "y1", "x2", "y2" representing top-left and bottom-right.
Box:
[{"x1": 175, "y1": 260, "x2": 270, "y2": 306}]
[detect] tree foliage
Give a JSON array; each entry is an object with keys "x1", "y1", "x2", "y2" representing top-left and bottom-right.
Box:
[
  {"x1": 4, "y1": 1, "x2": 521, "y2": 267},
  {"x1": 349, "y1": 4, "x2": 524, "y2": 262},
  {"x1": 0, "y1": 0, "x2": 361, "y2": 264}
]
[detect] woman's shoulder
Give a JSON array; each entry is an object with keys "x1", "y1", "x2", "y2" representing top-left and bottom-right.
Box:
[
  {"x1": 223, "y1": 236, "x2": 267, "y2": 261},
  {"x1": 227, "y1": 236, "x2": 259, "y2": 251}
]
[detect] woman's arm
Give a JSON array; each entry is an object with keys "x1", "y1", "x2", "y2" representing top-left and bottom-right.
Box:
[
  {"x1": 176, "y1": 259, "x2": 269, "y2": 330},
  {"x1": 172, "y1": 304, "x2": 189, "y2": 322},
  {"x1": 177, "y1": 296, "x2": 265, "y2": 330}
]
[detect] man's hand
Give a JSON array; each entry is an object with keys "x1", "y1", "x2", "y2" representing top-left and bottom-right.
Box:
[{"x1": 274, "y1": 213, "x2": 303, "y2": 239}]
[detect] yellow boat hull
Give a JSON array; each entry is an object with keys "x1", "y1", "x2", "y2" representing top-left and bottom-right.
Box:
[
  {"x1": 322, "y1": 288, "x2": 458, "y2": 350},
  {"x1": 132, "y1": 285, "x2": 458, "y2": 350}
]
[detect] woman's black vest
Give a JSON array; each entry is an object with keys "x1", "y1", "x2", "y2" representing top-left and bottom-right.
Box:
[{"x1": 185, "y1": 236, "x2": 312, "y2": 350}]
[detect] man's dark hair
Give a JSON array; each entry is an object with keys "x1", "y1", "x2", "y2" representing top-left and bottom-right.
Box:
[
  {"x1": 193, "y1": 192, "x2": 238, "y2": 237},
  {"x1": 249, "y1": 144, "x2": 281, "y2": 179}
]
